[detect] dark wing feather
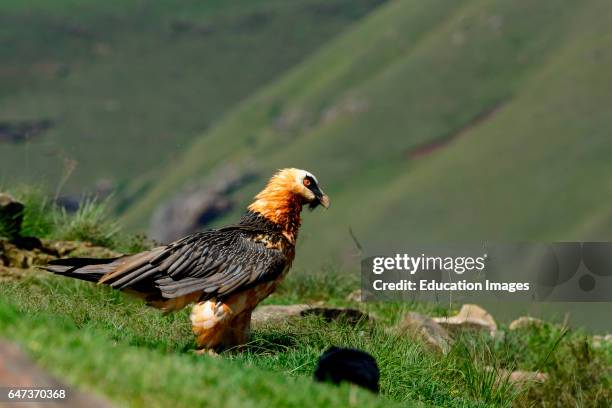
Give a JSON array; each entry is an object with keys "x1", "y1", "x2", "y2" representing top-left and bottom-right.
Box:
[{"x1": 99, "y1": 228, "x2": 287, "y2": 300}]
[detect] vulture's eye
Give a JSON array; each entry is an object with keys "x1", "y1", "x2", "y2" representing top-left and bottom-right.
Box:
[{"x1": 303, "y1": 178, "x2": 311, "y2": 187}]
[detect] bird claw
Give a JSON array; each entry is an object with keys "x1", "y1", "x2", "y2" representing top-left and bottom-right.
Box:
[{"x1": 191, "y1": 348, "x2": 219, "y2": 357}]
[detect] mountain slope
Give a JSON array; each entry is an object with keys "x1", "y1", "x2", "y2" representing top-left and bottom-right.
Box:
[
  {"x1": 0, "y1": 0, "x2": 385, "y2": 193},
  {"x1": 124, "y1": 0, "x2": 612, "y2": 269}
]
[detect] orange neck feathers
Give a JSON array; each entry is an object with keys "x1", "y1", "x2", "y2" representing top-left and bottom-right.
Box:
[{"x1": 248, "y1": 170, "x2": 303, "y2": 243}]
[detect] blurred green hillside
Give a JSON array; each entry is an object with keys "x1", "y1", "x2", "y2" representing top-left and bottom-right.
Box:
[
  {"x1": 122, "y1": 0, "x2": 612, "y2": 269},
  {"x1": 3, "y1": 0, "x2": 612, "y2": 273},
  {"x1": 0, "y1": 0, "x2": 385, "y2": 191}
]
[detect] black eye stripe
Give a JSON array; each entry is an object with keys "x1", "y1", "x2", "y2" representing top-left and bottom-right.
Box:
[
  {"x1": 303, "y1": 175, "x2": 323, "y2": 198},
  {"x1": 304, "y1": 176, "x2": 316, "y2": 187}
]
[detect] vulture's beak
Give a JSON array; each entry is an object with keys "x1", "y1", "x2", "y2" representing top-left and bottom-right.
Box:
[
  {"x1": 308, "y1": 182, "x2": 330, "y2": 209},
  {"x1": 319, "y1": 194, "x2": 330, "y2": 209}
]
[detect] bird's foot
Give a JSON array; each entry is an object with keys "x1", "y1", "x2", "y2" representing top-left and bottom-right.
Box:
[{"x1": 191, "y1": 348, "x2": 219, "y2": 357}]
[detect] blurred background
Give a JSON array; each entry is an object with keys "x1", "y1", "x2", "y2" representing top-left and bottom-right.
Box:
[{"x1": 2, "y1": 0, "x2": 612, "y2": 285}]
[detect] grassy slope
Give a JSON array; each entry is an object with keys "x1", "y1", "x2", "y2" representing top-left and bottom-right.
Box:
[
  {"x1": 0, "y1": 276, "x2": 465, "y2": 408},
  {"x1": 0, "y1": 0, "x2": 384, "y2": 194},
  {"x1": 1, "y1": 202, "x2": 609, "y2": 406},
  {"x1": 0, "y1": 295, "x2": 389, "y2": 408},
  {"x1": 0, "y1": 272, "x2": 609, "y2": 407},
  {"x1": 358, "y1": 0, "x2": 612, "y2": 246},
  {"x1": 123, "y1": 0, "x2": 612, "y2": 270}
]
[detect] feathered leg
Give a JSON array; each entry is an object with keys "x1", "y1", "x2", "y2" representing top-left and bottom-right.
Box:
[
  {"x1": 222, "y1": 310, "x2": 252, "y2": 349},
  {"x1": 190, "y1": 299, "x2": 233, "y2": 351},
  {"x1": 190, "y1": 286, "x2": 266, "y2": 352}
]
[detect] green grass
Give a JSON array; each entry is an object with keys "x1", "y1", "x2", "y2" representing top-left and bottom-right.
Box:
[
  {"x1": 0, "y1": 299, "x2": 387, "y2": 408},
  {"x1": 0, "y1": 186, "x2": 150, "y2": 253},
  {"x1": 497, "y1": 325, "x2": 612, "y2": 406},
  {"x1": 0, "y1": 276, "x2": 490, "y2": 407},
  {"x1": 3, "y1": 1, "x2": 612, "y2": 404},
  {"x1": 53, "y1": 198, "x2": 121, "y2": 247},
  {"x1": 0, "y1": 0, "x2": 386, "y2": 194},
  {"x1": 0, "y1": 270, "x2": 609, "y2": 407},
  {"x1": 1, "y1": 187, "x2": 609, "y2": 406}
]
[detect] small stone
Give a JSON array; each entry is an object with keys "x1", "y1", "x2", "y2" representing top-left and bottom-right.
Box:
[
  {"x1": 509, "y1": 370, "x2": 548, "y2": 384},
  {"x1": 509, "y1": 316, "x2": 543, "y2": 331},
  {"x1": 433, "y1": 304, "x2": 497, "y2": 336},
  {"x1": 345, "y1": 289, "x2": 362, "y2": 302},
  {"x1": 251, "y1": 304, "x2": 311, "y2": 326},
  {"x1": 301, "y1": 307, "x2": 370, "y2": 325},
  {"x1": 251, "y1": 305, "x2": 370, "y2": 327},
  {"x1": 592, "y1": 334, "x2": 612, "y2": 349},
  {"x1": 397, "y1": 312, "x2": 453, "y2": 354},
  {"x1": 485, "y1": 366, "x2": 548, "y2": 385},
  {"x1": 44, "y1": 240, "x2": 121, "y2": 259},
  {"x1": 0, "y1": 264, "x2": 28, "y2": 281},
  {"x1": 1, "y1": 239, "x2": 120, "y2": 271}
]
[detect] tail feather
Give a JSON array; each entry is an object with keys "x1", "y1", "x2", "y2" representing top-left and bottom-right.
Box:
[
  {"x1": 43, "y1": 250, "x2": 181, "y2": 311},
  {"x1": 44, "y1": 257, "x2": 121, "y2": 283}
]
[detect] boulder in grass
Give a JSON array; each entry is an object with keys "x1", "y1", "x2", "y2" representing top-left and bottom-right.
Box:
[
  {"x1": 301, "y1": 307, "x2": 370, "y2": 325},
  {"x1": 345, "y1": 289, "x2": 362, "y2": 302},
  {"x1": 485, "y1": 366, "x2": 548, "y2": 386},
  {"x1": 592, "y1": 334, "x2": 612, "y2": 349},
  {"x1": 508, "y1": 370, "x2": 548, "y2": 384},
  {"x1": 397, "y1": 312, "x2": 453, "y2": 354},
  {"x1": 509, "y1": 316, "x2": 543, "y2": 331},
  {"x1": 0, "y1": 264, "x2": 29, "y2": 282},
  {"x1": 251, "y1": 305, "x2": 370, "y2": 327},
  {"x1": 0, "y1": 239, "x2": 121, "y2": 276},
  {"x1": 251, "y1": 304, "x2": 310, "y2": 325},
  {"x1": 433, "y1": 304, "x2": 497, "y2": 337}
]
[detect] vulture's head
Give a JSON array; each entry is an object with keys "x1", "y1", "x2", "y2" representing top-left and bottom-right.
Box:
[
  {"x1": 284, "y1": 168, "x2": 330, "y2": 209},
  {"x1": 250, "y1": 168, "x2": 330, "y2": 212}
]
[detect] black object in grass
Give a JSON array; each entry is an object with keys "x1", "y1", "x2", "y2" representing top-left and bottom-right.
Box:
[{"x1": 314, "y1": 346, "x2": 380, "y2": 393}]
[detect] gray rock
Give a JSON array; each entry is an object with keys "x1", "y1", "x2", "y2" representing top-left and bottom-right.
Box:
[
  {"x1": 508, "y1": 370, "x2": 548, "y2": 384},
  {"x1": 397, "y1": 312, "x2": 453, "y2": 354},
  {"x1": 251, "y1": 304, "x2": 311, "y2": 326},
  {"x1": 251, "y1": 305, "x2": 370, "y2": 327},
  {"x1": 592, "y1": 334, "x2": 612, "y2": 349},
  {"x1": 509, "y1": 316, "x2": 543, "y2": 331},
  {"x1": 433, "y1": 304, "x2": 497, "y2": 337},
  {"x1": 345, "y1": 289, "x2": 362, "y2": 302},
  {"x1": 301, "y1": 307, "x2": 370, "y2": 325},
  {"x1": 485, "y1": 366, "x2": 548, "y2": 386}
]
